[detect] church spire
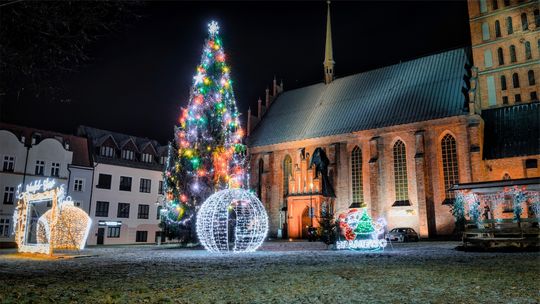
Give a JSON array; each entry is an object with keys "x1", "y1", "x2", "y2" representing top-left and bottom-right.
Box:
[{"x1": 323, "y1": 0, "x2": 335, "y2": 84}]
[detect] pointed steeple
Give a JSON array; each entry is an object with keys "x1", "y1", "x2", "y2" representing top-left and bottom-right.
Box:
[{"x1": 323, "y1": 0, "x2": 335, "y2": 84}]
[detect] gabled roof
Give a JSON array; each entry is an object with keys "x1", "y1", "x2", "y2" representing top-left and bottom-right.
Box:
[
  {"x1": 482, "y1": 102, "x2": 540, "y2": 159},
  {"x1": 248, "y1": 47, "x2": 470, "y2": 147},
  {"x1": 0, "y1": 122, "x2": 91, "y2": 167}
]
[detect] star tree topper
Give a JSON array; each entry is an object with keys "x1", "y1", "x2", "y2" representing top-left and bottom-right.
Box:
[{"x1": 208, "y1": 21, "x2": 220, "y2": 36}]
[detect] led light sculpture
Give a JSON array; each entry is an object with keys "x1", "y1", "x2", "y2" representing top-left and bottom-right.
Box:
[
  {"x1": 13, "y1": 179, "x2": 92, "y2": 255},
  {"x1": 336, "y1": 208, "x2": 387, "y2": 251},
  {"x1": 196, "y1": 188, "x2": 268, "y2": 253}
]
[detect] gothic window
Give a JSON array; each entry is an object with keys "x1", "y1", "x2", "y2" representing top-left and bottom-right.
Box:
[
  {"x1": 500, "y1": 75, "x2": 507, "y2": 90},
  {"x1": 506, "y1": 16, "x2": 513, "y2": 35},
  {"x1": 525, "y1": 41, "x2": 532, "y2": 60},
  {"x1": 497, "y1": 47, "x2": 504, "y2": 65},
  {"x1": 528, "y1": 70, "x2": 536, "y2": 86},
  {"x1": 512, "y1": 73, "x2": 520, "y2": 88},
  {"x1": 441, "y1": 134, "x2": 459, "y2": 202},
  {"x1": 258, "y1": 159, "x2": 264, "y2": 199},
  {"x1": 283, "y1": 155, "x2": 292, "y2": 197},
  {"x1": 492, "y1": 0, "x2": 498, "y2": 10},
  {"x1": 521, "y1": 13, "x2": 529, "y2": 31},
  {"x1": 509, "y1": 45, "x2": 516, "y2": 62},
  {"x1": 393, "y1": 140, "x2": 409, "y2": 204},
  {"x1": 495, "y1": 20, "x2": 501, "y2": 37},
  {"x1": 351, "y1": 146, "x2": 364, "y2": 206}
]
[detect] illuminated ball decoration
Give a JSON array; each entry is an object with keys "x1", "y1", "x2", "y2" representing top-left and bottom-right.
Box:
[
  {"x1": 196, "y1": 189, "x2": 268, "y2": 253},
  {"x1": 37, "y1": 201, "x2": 92, "y2": 250}
]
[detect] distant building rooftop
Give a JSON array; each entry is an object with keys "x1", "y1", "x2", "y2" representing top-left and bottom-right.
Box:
[{"x1": 248, "y1": 47, "x2": 471, "y2": 147}]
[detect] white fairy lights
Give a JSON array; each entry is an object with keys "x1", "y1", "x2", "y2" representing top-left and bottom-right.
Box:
[{"x1": 196, "y1": 188, "x2": 268, "y2": 253}]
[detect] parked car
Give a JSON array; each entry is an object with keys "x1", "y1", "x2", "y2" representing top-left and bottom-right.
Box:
[{"x1": 385, "y1": 228, "x2": 419, "y2": 242}]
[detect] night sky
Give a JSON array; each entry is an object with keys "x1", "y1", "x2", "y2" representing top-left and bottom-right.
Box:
[{"x1": 3, "y1": 1, "x2": 471, "y2": 143}]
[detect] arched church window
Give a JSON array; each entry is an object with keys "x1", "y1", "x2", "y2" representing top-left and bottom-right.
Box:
[
  {"x1": 441, "y1": 134, "x2": 459, "y2": 201},
  {"x1": 528, "y1": 70, "x2": 536, "y2": 86},
  {"x1": 500, "y1": 75, "x2": 507, "y2": 90},
  {"x1": 351, "y1": 146, "x2": 364, "y2": 206},
  {"x1": 393, "y1": 140, "x2": 409, "y2": 203},
  {"x1": 497, "y1": 47, "x2": 505, "y2": 65},
  {"x1": 283, "y1": 155, "x2": 292, "y2": 197},
  {"x1": 512, "y1": 73, "x2": 520, "y2": 88},
  {"x1": 258, "y1": 159, "x2": 264, "y2": 199},
  {"x1": 521, "y1": 13, "x2": 529, "y2": 31},
  {"x1": 495, "y1": 20, "x2": 501, "y2": 37},
  {"x1": 506, "y1": 16, "x2": 513, "y2": 35},
  {"x1": 509, "y1": 45, "x2": 516, "y2": 62},
  {"x1": 524, "y1": 41, "x2": 532, "y2": 60}
]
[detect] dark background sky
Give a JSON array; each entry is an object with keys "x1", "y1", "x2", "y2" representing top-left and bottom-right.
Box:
[{"x1": 3, "y1": 1, "x2": 471, "y2": 143}]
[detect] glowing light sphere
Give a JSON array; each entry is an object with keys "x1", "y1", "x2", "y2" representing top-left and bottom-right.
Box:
[{"x1": 196, "y1": 188, "x2": 268, "y2": 253}]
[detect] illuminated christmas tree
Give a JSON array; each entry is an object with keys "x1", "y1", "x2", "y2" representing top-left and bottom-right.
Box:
[
  {"x1": 161, "y1": 21, "x2": 247, "y2": 240},
  {"x1": 353, "y1": 208, "x2": 375, "y2": 237}
]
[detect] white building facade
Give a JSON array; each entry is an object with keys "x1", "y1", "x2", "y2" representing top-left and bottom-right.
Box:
[
  {"x1": 0, "y1": 123, "x2": 92, "y2": 247},
  {"x1": 78, "y1": 126, "x2": 167, "y2": 245}
]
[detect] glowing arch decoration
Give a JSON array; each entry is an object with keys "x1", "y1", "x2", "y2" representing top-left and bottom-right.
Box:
[
  {"x1": 13, "y1": 179, "x2": 92, "y2": 255},
  {"x1": 196, "y1": 188, "x2": 268, "y2": 253},
  {"x1": 336, "y1": 208, "x2": 387, "y2": 251}
]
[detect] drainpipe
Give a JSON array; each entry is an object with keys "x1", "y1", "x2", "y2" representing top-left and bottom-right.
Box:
[{"x1": 21, "y1": 144, "x2": 30, "y2": 186}]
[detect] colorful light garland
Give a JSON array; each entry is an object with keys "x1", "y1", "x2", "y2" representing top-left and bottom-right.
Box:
[{"x1": 336, "y1": 208, "x2": 387, "y2": 251}]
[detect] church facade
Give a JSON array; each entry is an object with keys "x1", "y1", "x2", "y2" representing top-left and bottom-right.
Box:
[{"x1": 247, "y1": 0, "x2": 539, "y2": 239}]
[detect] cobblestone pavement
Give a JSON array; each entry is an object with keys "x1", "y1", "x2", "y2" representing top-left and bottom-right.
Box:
[{"x1": 0, "y1": 242, "x2": 538, "y2": 303}]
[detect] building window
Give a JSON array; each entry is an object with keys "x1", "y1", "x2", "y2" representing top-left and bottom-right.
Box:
[
  {"x1": 121, "y1": 149, "x2": 134, "y2": 160},
  {"x1": 3, "y1": 187, "x2": 15, "y2": 204},
  {"x1": 100, "y1": 146, "x2": 114, "y2": 158},
  {"x1": 117, "y1": 203, "x2": 130, "y2": 218},
  {"x1": 135, "y1": 231, "x2": 148, "y2": 242},
  {"x1": 138, "y1": 204, "x2": 149, "y2": 219},
  {"x1": 96, "y1": 174, "x2": 112, "y2": 189},
  {"x1": 524, "y1": 41, "x2": 532, "y2": 60},
  {"x1": 35, "y1": 160, "x2": 44, "y2": 176},
  {"x1": 506, "y1": 16, "x2": 513, "y2": 34},
  {"x1": 525, "y1": 159, "x2": 538, "y2": 169},
  {"x1": 50, "y1": 162, "x2": 60, "y2": 177},
  {"x1": 503, "y1": 0, "x2": 509, "y2": 6},
  {"x1": 283, "y1": 155, "x2": 292, "y2": 197},
  {"x1": 503, "y1": 173, "x2": 511, "y2": 180},
  {"x1": 531, "y1": 92, "x2": 538, "y2": 101},
  {"x1": 500, "y1": 75, "x2": 507, "y2": 90},
  {"x1": 2, "y1": 156, "x2": 14, "y2": 172},
  {"x1": 139, "y1": 178, "x2": 151, "y2": 193},
  {"x1": 515, "y1": 94, "x2": 522, "y2": 102},
  {"x1": 492, "y1": 0, "x2": 498, "y2": 10},
  {"x1": 495, "y1": 20, "x2": 501, "y2": 37},
  {"x1": 158, "y1": 181, "x2": 164, "y2": 195},
  {"x1": 157, "y1": 206, "x2": 162, "y2": 220},
  {"x1": 141, "y1": 153, "x2": 153, "y2": 163},
  {"x1": 487, "y1": 76, "x2": 497, "y2": 106},
  {"x1": 484, "y1": 49, "x2": 493, "y2": 67},
  {"x1": 509, "y1": 45, "x2": 516, "y2": 62},
  {"x1": 0, "y1": 218, "x2": 10, "y2": 237},
  {"x1": 535, "y1": 9, "x2": 539, "y2": 27},
  {"x1": 393, "y1": 140, "x2": 409, "y2": 204},
  {"x1": 74, "y1": 201, "x2": 82, "y2": 207},
  {"x1": 479, "y1": 0, "x2": 487, "y2": 12},
  {"x1": 95, "y1": 201, "x2": 109, "y2": 217},
  {"x1": 107, "y1": 226, "x2": 120, "y2": 238},
  {"x1": 159, "y1": 156, "x2": 167, "y2": 165},
  {"x1": 481, "y1": 22, "x2": 490, "y2": 40},
  {"x1": 502, "y1": 96, "x2": 509, "y2": 104},
  {"x1": 119, "y1": 176, "x2": 132, "y2": 191},
  {"x1": 521, "y1": 13, "x2": 529, "y2": 31},
  {"x1": 528, "y1": 70, "x2": 536, "y2": 85},
  {"x1": 74, "y1": 178, "x2": 84, "y2": 192},
  {"x1": 441, "y1": 134, "x2": 459, "y2": 203},
  {"x1": 351, "y1": 146, "x2": 364, "y2": 207},
  {"x1": 512, "y1": 73, "x2": 520, "y2": 88},
  {"x1": 497, "y1": 47, "x2": 504, "y2": 65}
]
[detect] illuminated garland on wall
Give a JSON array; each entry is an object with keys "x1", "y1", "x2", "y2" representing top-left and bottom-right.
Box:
[
  {"x1": 161, "y1": 21, "x2": 247, "y2": 229},
  {"x1": 196, "y1": 188, "x2": 268, "y2": 253}
]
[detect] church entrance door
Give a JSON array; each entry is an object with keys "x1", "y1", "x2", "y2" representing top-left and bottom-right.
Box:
[{"x1": 287, "y1": 196, "x2": 322, "y2": 239}]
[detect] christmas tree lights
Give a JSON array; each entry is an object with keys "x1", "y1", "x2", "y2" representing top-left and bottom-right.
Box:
[
  {"x1": 336, "y1": 208, "x2": 387, "y2": 250},
  {"x1": 196, "y1": 188, "x2": 268, "y2": 253},
  {"x1": 161, "y1": 21, "x2": 248, "y2": 238}
]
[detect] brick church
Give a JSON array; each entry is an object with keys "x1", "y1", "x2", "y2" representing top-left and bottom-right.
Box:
[{"x1": 246, "y1": 0, "x2": 539, "y2": 239}]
